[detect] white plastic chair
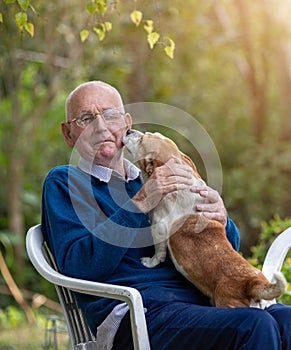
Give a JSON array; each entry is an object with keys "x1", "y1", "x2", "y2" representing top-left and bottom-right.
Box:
[
  {"x1": 26, "y1": 224, "x2": 150, "y2": 350},
  {"x1": 26, "y1": 224, "x2": 291, "y2": 350}
]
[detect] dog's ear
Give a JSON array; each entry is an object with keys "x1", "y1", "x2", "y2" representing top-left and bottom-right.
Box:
[
  {"x1": 145, "y1": 159, "x2": 154, "y2": 176},
  {"x1": 144, "y1": 157, "x2": 164, "y2": 177},
  {"x1": 180, "y1": 152, "x2": 201, "y2": 179}
]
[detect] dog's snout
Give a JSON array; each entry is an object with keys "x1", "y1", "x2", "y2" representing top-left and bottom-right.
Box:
[
  {"x1": 126, "y1": 129, "x2": 144, "y2": 137},
  {"x1": 126, "y1": 129, "x2": 134, "y2": 136}
]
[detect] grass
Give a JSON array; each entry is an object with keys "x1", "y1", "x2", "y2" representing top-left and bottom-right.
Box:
[
  {"x1": 0, "y1": 324, "x2": 68, "y2": 350},
  {"x1": 0, "y1": 307, "x2": 69, "y2": 350}
]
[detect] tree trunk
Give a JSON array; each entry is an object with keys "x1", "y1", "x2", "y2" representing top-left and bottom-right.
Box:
[
  {"x1": 275, "y1": 41, "x2": 291, "y2": 140},
  {"x1": 0, "y1": 251, "x2": 35, "y2": 324},
  {"x1": 235, "y1": 0, "x2": 268, "y2": 144},
  {"x1": 7, "y1": 159, "x2": 25, "y2": 264}
]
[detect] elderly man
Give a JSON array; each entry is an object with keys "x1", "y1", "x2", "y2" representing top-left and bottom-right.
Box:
[{"x1": 41, "y1": 81, "x2": 291, "y2": 349}]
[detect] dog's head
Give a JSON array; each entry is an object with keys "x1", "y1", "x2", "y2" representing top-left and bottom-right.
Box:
[{"x1": 124, "y1": 129, "x2": 200, "y2": 178}]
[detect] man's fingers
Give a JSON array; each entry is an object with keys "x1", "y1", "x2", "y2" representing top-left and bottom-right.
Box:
[
  {"x1": 164, "y1": 159, "x2": 193, "y2": 177},
  {"x1": 192, "y1": 185, "x2": 227, "y2": 226},
  {"x1": 201, "y1": 211, "x2": 226, "y2": 224},
  {"x1": 196, "y1": 202, "x2": 219, "y2": 213},
  {"x1": 191, "y1": 186, "x2": 220, "y2": 202}
]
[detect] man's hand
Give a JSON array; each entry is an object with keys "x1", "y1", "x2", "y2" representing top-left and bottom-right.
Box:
[
  {"x1": 132, "y1": 159, "x2": 193, "y2": 213},
  {"x1": 191, "y1": 185, "x2": 227, "y2": 226}
]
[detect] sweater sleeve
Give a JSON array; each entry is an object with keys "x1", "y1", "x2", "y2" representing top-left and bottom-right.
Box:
[
  {"x1": 41, "y1": 166, "x2": 147, "y2": 282},
  {"x1": 225, "y1": 217, "x2": 240, "y2": 251}
]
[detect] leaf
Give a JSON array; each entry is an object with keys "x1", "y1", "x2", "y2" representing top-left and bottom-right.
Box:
[
  {"x1": 143, "y1": 20, "x2": 154, "y2": 34},
  {"x1": 80, "y1": 29, "x2": 89, "y2": 42},
  {"x1": 17, "y1": 0, "x2": 30, "y2": 11},
  {"x1": 164, "y1": 37, "x2": 175, "y2": 59},
  {"x1": 167, "y1": 37, "x2": 175, "y2": 49},
  {"x1": 93, "y1": 25, "x2": 105, "y2": 41},
  {"x1": 164, "y1": 46, "x2": 174, "y2": 59},
  {"x1": 0, "y1": 13, "x2": 3, "y2": 23},
  {"x1": 104, "y1": 21, "x2": 112, "y2": 32},
  {"x1": 96, "y1": 0, "x2": 107, "y2": 16},
  {"x1": 4, "y1": 0, "x2": 16, "y2": 3},
  {"x1": 24, "y1": 22, "x2": 34, "y2": 37},
  {"x1": 147, "y1": 31, "x2": 159, "y2": 49},
  {"x1": 15, "y1": 12, "x2": 27, "y2": 29},
  {"x1": 86, "y1": 2, "x2": 98, "y2": 15},
  {"x1": 130, "y1": 10, "x2": 143, "y2": 26}
]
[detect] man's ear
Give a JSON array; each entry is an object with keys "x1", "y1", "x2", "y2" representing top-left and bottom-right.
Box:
[
  {"x1": 124, "y1": 113, "x2": 132, "y2": 134},
  {"x1": 61, "y1": 122, "x2": 75, "y2": 147}
]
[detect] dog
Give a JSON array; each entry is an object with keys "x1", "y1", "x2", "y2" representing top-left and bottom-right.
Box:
[{"x1": 124, "y1": 129, "x2": 286, "y2": 308}]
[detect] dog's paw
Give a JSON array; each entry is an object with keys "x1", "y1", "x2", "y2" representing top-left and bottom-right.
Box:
[
  {"x1": 258, "y1": 299, "x2": 276, "y2": 309},
  {"x1": 141, "y1": 256, "x2": 162, "y2": 268}
]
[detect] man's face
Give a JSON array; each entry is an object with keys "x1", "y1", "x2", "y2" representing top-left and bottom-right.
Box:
[{"x1": 62, "y1": 84, "x2": 132, "y2": 167}]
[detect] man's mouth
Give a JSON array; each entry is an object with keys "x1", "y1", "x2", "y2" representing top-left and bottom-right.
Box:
[
  {"x1": 103, "y1": 140, "x2": 114, "y2": 144},
  {"x1": 95, "y1": 139, "x2": 114, "y2": 146}
]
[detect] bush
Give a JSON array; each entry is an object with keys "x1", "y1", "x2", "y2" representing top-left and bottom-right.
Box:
[{"x1": 247, "y1": 215, "x2": 291, "y2": 305}]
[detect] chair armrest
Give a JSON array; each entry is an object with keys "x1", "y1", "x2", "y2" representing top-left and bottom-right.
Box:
[{"x1": 262, "y1": 227, "x2": 291, "y2": 282}]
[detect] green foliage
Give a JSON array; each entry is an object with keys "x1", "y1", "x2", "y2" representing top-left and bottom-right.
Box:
[
  {"x1": 0, "y1": 230, "x2": 19, "y2": 266},
  {"x1": 1, "y1": 0, "x2": 175, "y2": 57},
  {"x1": 0, "y1": 307, "x2": 68, "y2": 349},
  {"x1": 249, "y1": 216, "x2": 291, "y2": 265},
  {"x1": 0, "y1": 305, "x2": 25, "y2": 329},
  {"x1": 0, "y1": 228, "x2": 57, "y2": 303},
  {"x1": 129, "y1": 8, "x2": 175, "y2": 57},
  {"x1": 223, "y1": 141, "x2": 291, "y2": 252},
  {"x1": 281, "y1": 260, "x2": 291, "y2": 305},
  {"x1": 131, "y1": 9, "x2": 143, "y2": 26},
  {"x1": 1, "y1": 0, "x2": 35, "y2": 36},
  {"x1": 248, "y1": 216, "x2": 291, "y2": 305}
]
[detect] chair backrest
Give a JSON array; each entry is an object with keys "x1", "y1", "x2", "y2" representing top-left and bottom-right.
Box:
[
  {"x1": 43, "y1": 243, "x2": 96, "y2": 348},
  {"x1": 27, "y1": 224, "x2": 97, "y2": 350}
]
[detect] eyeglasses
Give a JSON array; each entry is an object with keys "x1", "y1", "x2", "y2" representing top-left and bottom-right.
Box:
[{"x1": 67, "y1": 109, "x2": 125, "y2": 127}]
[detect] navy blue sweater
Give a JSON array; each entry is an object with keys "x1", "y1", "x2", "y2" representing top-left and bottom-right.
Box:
[{"x1": 41, "y1": 165, "x2": 240, "y2": 333}]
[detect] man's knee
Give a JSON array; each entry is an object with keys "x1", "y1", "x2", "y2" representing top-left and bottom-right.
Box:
[{"x1": 240, "y1": 309, "x2": 281, "y2": 348}]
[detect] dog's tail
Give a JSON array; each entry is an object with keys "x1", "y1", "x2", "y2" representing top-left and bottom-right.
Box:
[{"x1": 248, "y1": 271, "x2": 287, "y2": 301}]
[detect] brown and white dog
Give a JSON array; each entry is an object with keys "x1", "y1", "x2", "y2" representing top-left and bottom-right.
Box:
[{"x1": 124, "y1": 129, "x2": 286, "y2": 308}]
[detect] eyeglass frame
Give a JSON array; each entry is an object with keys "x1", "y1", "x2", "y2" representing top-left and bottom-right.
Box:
[{"x1": 67, "y1": 109, "x2": 125, "y2": 127}]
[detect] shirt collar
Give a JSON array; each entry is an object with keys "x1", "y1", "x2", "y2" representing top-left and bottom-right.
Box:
[{"x1": 78, "y1": 157, "x2": 141, "y2": 183}]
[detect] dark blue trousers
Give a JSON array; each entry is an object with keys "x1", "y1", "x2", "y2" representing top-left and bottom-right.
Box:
[{"x1": 113, "y1": 303, "x2": 291, "y2": 349}]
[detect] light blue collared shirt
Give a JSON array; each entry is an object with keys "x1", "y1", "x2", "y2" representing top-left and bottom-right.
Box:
[{"x1": 78, "y1": 157, "x2": 141, "y2": 183}]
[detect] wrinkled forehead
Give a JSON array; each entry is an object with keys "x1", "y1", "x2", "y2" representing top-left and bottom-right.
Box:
[
  {"x1": 78, "y1": 86, "x2": 120, "y2": 106},
  {"x1": 67, "y1": 83, "x2": 124, "y2": 118}
]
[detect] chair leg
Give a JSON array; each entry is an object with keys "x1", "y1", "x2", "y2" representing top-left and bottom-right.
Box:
[{"x1": 44, "y1": 315, "x2": 68, "y2": 350}]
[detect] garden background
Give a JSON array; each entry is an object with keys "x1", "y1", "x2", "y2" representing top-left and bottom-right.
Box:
[{"x1": 1, "y1": 0, "x2": 291, "y2": 348}]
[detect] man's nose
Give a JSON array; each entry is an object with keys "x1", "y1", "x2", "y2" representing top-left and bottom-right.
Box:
[{"x1": 92, "y1": 116, "x2": 108, "y2": 132}]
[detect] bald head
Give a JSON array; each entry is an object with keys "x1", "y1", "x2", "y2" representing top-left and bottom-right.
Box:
[{"x1": 65, "y1": 81, "x2": 124, "y2": 122}]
